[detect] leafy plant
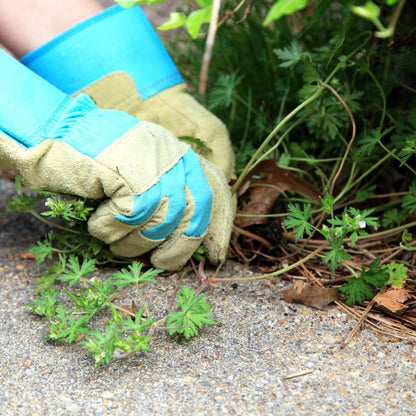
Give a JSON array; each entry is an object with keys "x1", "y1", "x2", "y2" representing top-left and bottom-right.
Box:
[
  {"x1": 339, "y1": 259, "x2": 389, "y2": 306},
  {"x1": 2, "y1": 184, "x2": 215, "y2": 366},
  {"x1": 27, "y1": 255, "x2": 215, "y2": 366},
  {"x1": 166, "y1": 285, "x2": 214, "y2": 339},
  {"x1": 3, "y1": 0, "x2": 416, "y2": 360}
]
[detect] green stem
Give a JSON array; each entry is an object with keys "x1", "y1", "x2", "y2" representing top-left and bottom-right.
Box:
[
  {"x1": 365, "y1": 65, "x2": 387, "y2": 127},
  {"x1": 401, "y1": 83, "x2": 416, "y2": 94},
  {"x1": 324, "y1": 33, "x2": 372, "y2": 85},
  {"x1": 212, "y1": 245, "x2": 325, "y2": 282},
  {"x1": 333, "y1": 163, "x2": 357, "y2": 204},
  {"x1": 343, "y1": 152, "x2": 391, "y2": 195},
  {"x1": 30, "y1": 210, "x2": 84, "y2": 235},
  {"x1": 231, "y1": 87, "x2": 324, "y2": 194},
  {"x1": 136, "y1": 282, "x2": 150, "y2": 318},
  {"x1": 378, "y1": 142, "x2": 416, "y2": 176},
  {"x1": 384, "y1": 0, "x2": 407, "y2": 36},
  {"x1": 246, "y1": 113, "x2": 309, "y2": 175},
  {"x1": 359, "y1": 220, "x2": 416, "y2": 241}
]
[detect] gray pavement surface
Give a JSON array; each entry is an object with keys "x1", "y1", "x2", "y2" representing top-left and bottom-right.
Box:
[{"x1": 1, "y1": 177, "x2": 416, "y2": 415}]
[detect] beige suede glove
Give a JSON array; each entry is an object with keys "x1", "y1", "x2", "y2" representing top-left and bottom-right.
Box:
[
  {"x1": 78, "y1": 72, "x2": 235, "y2": 180},
  {"x1": 20, "y1": 5, "x2": 235, "y2": 180},
  {"x1": 0, "y1": 51, "x2": 233, "y2": 271}
]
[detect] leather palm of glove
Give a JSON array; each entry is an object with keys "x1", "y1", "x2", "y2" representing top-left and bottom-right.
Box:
[
  {"x1": 0, "y1": 50, "x2": 233, "y2": 271},
  {"x1": 21, "y1": 4, "x2": 235, "y2": 180}
]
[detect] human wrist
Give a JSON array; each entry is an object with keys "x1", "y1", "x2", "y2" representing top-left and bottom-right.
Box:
[{"x1": 0, "y1": 0, "x2": 103, "y2": 58}]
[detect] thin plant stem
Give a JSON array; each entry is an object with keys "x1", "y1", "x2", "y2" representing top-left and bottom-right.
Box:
[
  {"x1": 378, "y1": 141, "x2": 416, "y2": 176},
  {"x1": 199, "y1": 0, "x2": 221, "y2": 96},
  {"x1": 136, "y1": 282, "x2": 150, "y2": 318},
  {"x1": 211, "y1": 244, "x2": 326, "y2": 283},
  {"x1": 343, "y1": 152, "x2": 392, "y2": 195},
  {"x1": 231, "y1": 88, "x2": 324, "y2": 194},
  {"x1": 30, "y1": 210, "x2": 84, "y2": 235},
  {"x1": 365, "y1": 64, "x2": 387, "y2": 127},
  {"x1": 320, "y1": 82, "x2": 357, "y2": 196},
  {"x1": 384, "y1": 0, "x2": 407, "y2": 37}
]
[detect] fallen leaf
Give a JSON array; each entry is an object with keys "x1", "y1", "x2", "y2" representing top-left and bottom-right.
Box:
[
  {"x1": 120, "y1": 300, "x2": 139, "y2": 318},
  {"x1": 374, "y1": 289, "x2": 411, "y2": 313},
  {"x1": 283, "y1": 281, "x2": 339, "y2": 310},
  {"x1": 236, "y1": 159, "x2": 321, "y2": 227},
  {"x1": 20, "y1": 251, "x2": 37, "y2": 260}
]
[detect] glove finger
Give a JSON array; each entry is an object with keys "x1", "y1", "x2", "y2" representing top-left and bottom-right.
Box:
[
  {"x1": 150, "y1": 150, "x2": 213, "y2": 270},
  {"x1": 109, "y1": 227, "x2": 164, "y2": 258},
  {"x1": 88, "y1": 198, "x2": 168, "y2": 257},
  {"x1": 114, "y1": 160, "x2": 186, "y2": 239},
  {"x1": 149, "y1": 186, "x2": 203, "y2": 270},
  {"x1": 199, "y1": 158, "x2": 234, "y2": 265},
  {"x1": 152, "y1": 157, "x2": 234, "y2": 270}
]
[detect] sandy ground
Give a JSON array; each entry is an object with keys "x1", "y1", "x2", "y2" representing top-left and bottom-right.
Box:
[{"x1": 1, "y1": 176, "x2": 416, "y2": 415}]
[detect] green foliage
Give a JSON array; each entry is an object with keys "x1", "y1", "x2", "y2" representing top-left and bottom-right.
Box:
[
  {"x1": 58, "y1": 256, "x2": 97, "y2": 287},
  {"x1": 283, "y1": 195, "x2": 382, "y2": 276},
  {"x1": 112, "y1": 262, "x2": 160, "y2": 286},
  {"x1": 402, "y1": 181, "x2": 416, "y2": 214},
  {"x1": 3, "y1": 186, "x2": 213, "y2": 366},
  {"x1": 401, "y1": 230, "x2": 416, "y2": 251},
  {"x1": 274, "y1": 41, "x2": 304, "y2": 69},
  {"x1": 356, "y1": 127, "x2": 395, "y2": 157},
  {"x1": 351, "y1": 0, "x2": 404, "y2": 38},
  {"x1": 264, "y1": 0, "x2": 309, "y2": 26},
  {"x1": 165, "y1": 286, "x2": 214, "y2": 339},
  {"x1": 386, "y1": 262, "x2": 408, "y2": 288},
  {"x1": 340, "y1": 259, "x2": 389, "y2": 305},
  {"x1": 282, "y1": 203, "x2": 313, "y2": 241},
  {"x1": 41, "y1": 197, "x2": 93, "y2": 221},
  {"x1": 26, "y1": 258, "x2": 213, "y2": 366}
]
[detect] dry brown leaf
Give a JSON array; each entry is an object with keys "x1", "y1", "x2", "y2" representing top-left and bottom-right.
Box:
[
  {"x1": 236, "y1": 159, "x2": 321, "y2": 227},
  {"x1": 374, "y1": 289, "x2": 411, "y2": 313},
  {"x1": 283, "y1": 281, "x2": 339, "y2": 310},
  {"x1": 120, "y1": 300, "x2": 139, "y2": 318},
  {"x1": 20, "y1": 251, "x2": 37, "y2": 260}
]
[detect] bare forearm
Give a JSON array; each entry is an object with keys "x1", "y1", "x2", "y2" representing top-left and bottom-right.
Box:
[{"x1": 0, "y1": 0, "x2": 103, "y2": 57}]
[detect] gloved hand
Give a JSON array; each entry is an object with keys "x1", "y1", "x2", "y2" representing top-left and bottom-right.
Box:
[
  {"x1": 21, "y1": 5, "x2": 235, "y2": 180},
  {"x1": 0, "y1": 50, "x2": 233, "y2": 271}
]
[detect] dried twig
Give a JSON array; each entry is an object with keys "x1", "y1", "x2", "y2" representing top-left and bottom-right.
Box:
[
  {"x1": 341, "y1": 298, "x2": 376, "y2": 348},
  {"x1": 199, "y1": 0, "x2": 221, "y2": 96},
  {"x1": 283, "y1": 369, "x2": 313, "y2": 380}
]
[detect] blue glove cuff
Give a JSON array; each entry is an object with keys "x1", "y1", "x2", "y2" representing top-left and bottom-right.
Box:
[
  {"x1": 21, "y1": 5, "x2": 183, "y2": 99},
  {"x1": 0, "y1": 49, "x2": 138, "y2": 156},
  {"x1": 0, "y1": 49, "x2": 65, "y2": 141}
]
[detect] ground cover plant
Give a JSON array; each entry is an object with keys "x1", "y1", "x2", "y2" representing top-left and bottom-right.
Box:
[{"x1": 2, "y1": 0, "x2": 416, "y2": 364}]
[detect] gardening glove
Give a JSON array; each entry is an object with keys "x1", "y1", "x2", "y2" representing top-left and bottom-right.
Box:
[
  {"x1": 21, "y1": 5, "x2": 235, "y2": 180},
  {"x1": 0, "y1": 50, "x2": 233, "y2": 271}
]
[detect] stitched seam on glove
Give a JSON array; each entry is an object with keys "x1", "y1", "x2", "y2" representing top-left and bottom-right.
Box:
[{"x1": 23, "y1": 94, "x2": 95, "y2": 148}]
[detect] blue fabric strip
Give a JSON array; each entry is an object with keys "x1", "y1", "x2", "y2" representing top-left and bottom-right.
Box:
[
  {"x1": 115, "y1": 159, "x2": 186, "y2": 239},
  {"x1": 42, "y1": 94, "x2": 138, "y2": 159},
  {"x1": 115, "y1": 149, "x2": 212, "y2": 240},
  {"x1": 0, "y1": 49, "x2": 65, "y2": 141},
  {"x1": 0, "y1": 49, "x2": 138, "y2": 156},
  {"x1": 182, "y1": 151, "x2": 212, "y2": 237},
  {"x1": 21, "y1": 5, "x2": 183, "y2": 99}
]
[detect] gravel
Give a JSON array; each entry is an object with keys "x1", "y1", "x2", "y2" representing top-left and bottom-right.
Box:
[{"x1": 1, "y1": 177, "x2": 416, "y2": 415}]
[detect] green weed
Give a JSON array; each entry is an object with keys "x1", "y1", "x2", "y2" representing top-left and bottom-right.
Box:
[{"x1": 3, "y1": 0, "x2": 416, "y2": 361}]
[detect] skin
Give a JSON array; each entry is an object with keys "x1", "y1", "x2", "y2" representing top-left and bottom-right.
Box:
[{"x1": 0, "y1": 0, "x2": 103, "y2": 57}]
